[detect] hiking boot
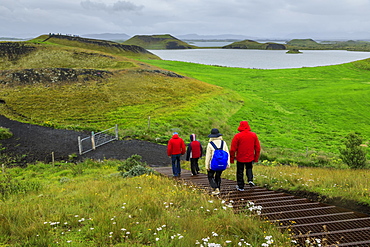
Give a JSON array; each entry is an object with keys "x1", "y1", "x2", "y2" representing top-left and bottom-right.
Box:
[
  {"x1": 212, "y1": 188, "x2": 220, "y2": 195},
  {"x1": 248, "y1": 181, "x2": 255, "y2": 187},
  {"x1": 236, "y1": 185, "x2": 244, "y2": 191}
]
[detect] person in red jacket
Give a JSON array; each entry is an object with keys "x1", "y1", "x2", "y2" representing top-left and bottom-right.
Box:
[
  {"x1": 186, "y1": 134, "x2": 203, "y2": 175},
  {"x1": 167, "y1": 132, "x2": 186, "y2": 177},
  {"x1": 230, "y1": 121, "x2": 261, "y2": 190}
]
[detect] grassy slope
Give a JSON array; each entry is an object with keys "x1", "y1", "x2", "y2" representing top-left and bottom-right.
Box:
[
  {"x1": 0, "y1": 161, "x2": 292, "y2": 246},
  {"x1": 0, "y1": 37, "x2": 243, "y2": 143},
  {"x1": 0, "y1": 45, "x2": 136, "y2": 70},
  {"x1": 142, "y1": 59, "x2": 370, "y2": 156},
  {"x1": 29, "y1": 35, "x2": 159, "y2": 59}
]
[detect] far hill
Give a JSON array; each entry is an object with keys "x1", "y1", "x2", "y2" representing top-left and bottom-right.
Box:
[
  {"x1": 224, "y1": 38, "x2": 370, "y2": 51},
  {"x1": 29, "y1": 34, "x2": 159, "y2": 59},
  {"x1": 123, "y1": 34, "x2": 196, "y2": 49},
  {"x1": 286, "y1": 39, "x2": 370, "y2": 51},
  {"x1": 286, "y1": 38, "x2": 318, "y2": 46},
  {"x1": 223, "y1": 40, "x2": 286, "y2": 50}
]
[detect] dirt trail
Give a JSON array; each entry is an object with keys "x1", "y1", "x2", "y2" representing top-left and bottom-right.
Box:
[{"x1": 0, "y1": 115, "x2": 170, "y2": 166}]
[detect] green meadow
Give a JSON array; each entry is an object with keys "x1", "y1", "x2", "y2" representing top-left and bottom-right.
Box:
[
  {"x1": 0, "y1": 160, "x2": 292, "y2": 246},
  {"x1": 142, "y1": 59, "x2": 370, "y2": 163}
]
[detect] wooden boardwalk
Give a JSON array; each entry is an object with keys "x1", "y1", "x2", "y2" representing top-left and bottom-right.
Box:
[{"x1": 153, "y1": 167, "x2": 370, "y2": 247}]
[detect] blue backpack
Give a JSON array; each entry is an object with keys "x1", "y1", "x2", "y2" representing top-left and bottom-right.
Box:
[{"x1": 210, "y1": 141, "x2": 229, "y2": 171}]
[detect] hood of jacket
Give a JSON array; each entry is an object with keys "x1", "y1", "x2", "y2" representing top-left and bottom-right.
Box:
[
  {"x1": 172, "y1": 134, "x2": 179, "y2": 139},
  {"x1": 237, "y1": 121, "x2": 251, "y2": 132},
  {"x1": 190, "y1": 134, "x2": 196, "y2": 142}
]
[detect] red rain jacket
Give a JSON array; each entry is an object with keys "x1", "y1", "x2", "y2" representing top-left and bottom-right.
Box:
[
  {"x1": 230, "y1": 121, "x2": 261, "y2": 163},
  {"x1": 167, "y1": 134, "x2": 186, "y2": 156}
]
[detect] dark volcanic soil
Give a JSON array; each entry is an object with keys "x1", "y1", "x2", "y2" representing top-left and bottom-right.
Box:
[{"x1": 0, "y1": 115, "x2": 170, "y2": 167}]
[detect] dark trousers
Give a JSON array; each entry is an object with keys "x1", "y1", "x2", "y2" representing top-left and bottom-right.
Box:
[
  {"x1": 171, "y1": 154, "x2": 181, "y2": 176},
  {"x1": 207, "y1": 169, "x2": 223, "y2": 189},
  {"x1": 190, "y1": 158, "x2": 200, "y2": 175},
  {"x1": 236, "y1": 161, "x2": 253, "y2": 189}
]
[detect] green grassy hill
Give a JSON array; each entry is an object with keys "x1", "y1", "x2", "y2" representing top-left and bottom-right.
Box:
[
  {"x1": 0, "y1": 35, "x2": 242, "y2": 143},
  {"x1": 29, "y1": 34, "x2": 159, "y2": 59},
  {"x1": 142, "y1": 59, "x2": 370, "y2": 164},
  {"x1": 123, "y1": 34, "x2": 196, "y2": 49},
  {"x1": 223, "y1": 40, "x2": 286, "y2": 50},
  {"x1": 286, "y1": 38, "x2": 319, "y2": 47}
]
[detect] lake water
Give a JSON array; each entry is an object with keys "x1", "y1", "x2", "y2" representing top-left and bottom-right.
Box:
[{"x1": 149, "y1": 49, "x2": 370, "y2": 69}]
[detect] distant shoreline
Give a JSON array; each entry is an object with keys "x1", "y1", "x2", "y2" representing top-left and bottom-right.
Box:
[{"x1": 0, "y1": 38, "x2": 27, "y2": 41}]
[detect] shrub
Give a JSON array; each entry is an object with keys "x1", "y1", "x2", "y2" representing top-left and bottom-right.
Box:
[
  {"x1": 339, "y1": 132, "x2": 367, "y2": 168},
  {"x1": 118, "y1": 154, "x2": 154, "y2": 177},
  {"x1": 121, "y1": 165, "x2": 153, "y2": 178},
  {"x1": 0, "y1": 127, "x2": 12, "y2": 140},
  {"x1": 118, "y1": 154, "x2": 143, "y2": 171}
]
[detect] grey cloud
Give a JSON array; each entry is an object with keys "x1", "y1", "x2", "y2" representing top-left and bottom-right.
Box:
[
  {"x1": 80, "y1": 0, "x2": 143, "y2": 12},
  {"x1": 2, "y1": 0, "x2": 370, "y2": 40}
]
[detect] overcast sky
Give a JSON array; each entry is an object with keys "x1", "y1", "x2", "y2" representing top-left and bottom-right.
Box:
[{"x1": 1, "y1": 0, "x2": 370, "y2": 40}]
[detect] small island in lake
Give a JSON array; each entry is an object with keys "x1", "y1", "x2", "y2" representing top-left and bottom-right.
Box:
[{"x1": 286, "y1": 49, "x2": 302, "y2": 54}]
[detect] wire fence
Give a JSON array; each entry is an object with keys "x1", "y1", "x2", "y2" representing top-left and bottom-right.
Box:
[{"x1": 78, "y1": 124, "x2": 118, "y2": 155}]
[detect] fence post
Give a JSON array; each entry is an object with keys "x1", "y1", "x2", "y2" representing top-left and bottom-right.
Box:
[
  {"x1": 91, "y1": 131, "x2": 96, "y2": 150},
  {"x1": 78, "y1": 136, "x2": 82, "y2": 155},
  {"x1": 115, "y1": 124, "x2": 118, "y2": 140}
]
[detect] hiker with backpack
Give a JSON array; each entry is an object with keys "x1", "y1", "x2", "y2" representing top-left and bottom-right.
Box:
[
  {"x1": 186, "y1": 134, "x2": 203, "y2": 176},
  {"x1": 230, "y1": 121, "x2": 261, "y2": 191},
  {"x1": 205, "y1": 128, "x2": 230, "y2": 195}
]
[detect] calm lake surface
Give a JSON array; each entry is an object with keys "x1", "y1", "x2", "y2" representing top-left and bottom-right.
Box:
[{"x1": 149, "y1": 49, "x2": 370, "y2": 69}]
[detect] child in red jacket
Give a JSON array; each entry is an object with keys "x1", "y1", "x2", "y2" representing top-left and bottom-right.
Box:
[{"x1": 186, "y1": 134, "x2": 203, "y2": 175}]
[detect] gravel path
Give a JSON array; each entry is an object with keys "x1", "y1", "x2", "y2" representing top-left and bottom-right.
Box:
[{"x1": 0, "y1": 115, "x2": 171, "y2": 167}]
